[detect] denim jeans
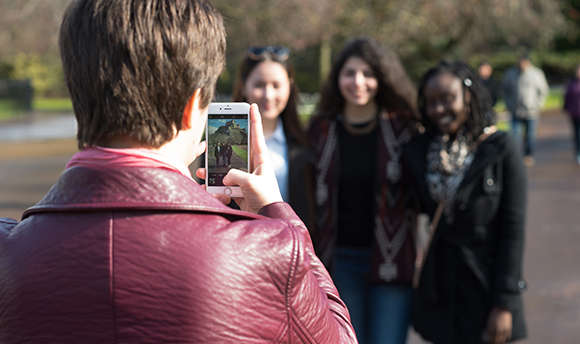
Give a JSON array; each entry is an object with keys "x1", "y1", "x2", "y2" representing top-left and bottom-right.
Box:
[
  {"x1": 511, "y1": 117, "x2": 538, "y2": 157},
  {"x1": 332, "y1": 248, "x2": 412, "y2": 344}
]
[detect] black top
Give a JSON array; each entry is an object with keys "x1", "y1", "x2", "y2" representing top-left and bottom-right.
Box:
[
  {"x1": 481, "y1": 77, "x2": 499, "y2": 107},
  {"x1": 336, "y1": 120, "x2": 377, "y2": 247}
]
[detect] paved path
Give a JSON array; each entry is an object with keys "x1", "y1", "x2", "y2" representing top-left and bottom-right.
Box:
[
  {"x1": 1, "y1": 113, "x2": 579, "y2": 343},
  {"x1": 520, "y1": 113, "x2": 580, "y2": 343},
  {"x1": 0, "y1": 113, "x2": 75, "y2": 141}
]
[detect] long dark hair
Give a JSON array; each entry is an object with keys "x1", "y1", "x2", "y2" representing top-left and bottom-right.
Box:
[
  {"x1": 417, "y1": 60, "x2": 496, "y2": 138},
  {"x1": 316, "y1": 37, "x2": 417, "y2": 119},
  {"x1": 232, "y1": 54, "x2": 308, "y2": 146}
]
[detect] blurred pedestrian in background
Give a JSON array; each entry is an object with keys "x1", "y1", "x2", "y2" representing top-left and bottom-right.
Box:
[
  {"x1": 405, "y1": 60, "x2": 527, "y2": 344},
  {"x1": 478, "y1": 61, "x2": 499, "y2": 107},
  {"x1": 309, "y1": 37, "x2": 418, "y2": 344},
  {"x1": 563, "y1": 64, "x2": 580, "y2": 165},
  {"x1": 232, "y1": 45, "x2": 315, "y2": 227},
  {"x1": 502, "y1": 53, "x2": 549, "y2": 166}
]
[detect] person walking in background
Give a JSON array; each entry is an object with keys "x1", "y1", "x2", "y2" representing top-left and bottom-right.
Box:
[
  {"x1": 232, "y1": 45, "x2": 315, "y2": 227},
  {"x1": 309, "y1": 37, "x2": 418, "y2": 344},
  {"x1": 563, "y1": 64, "x2": 580, "y2": 165},
  {"x1": 225, "y1": 142, "x2": 232, "y2": 166},
  {"x1": 0, "y1": 1, "x2": 358, "y2": 342},
  {"x1": 405, "y1": 61, "x2": 527, "y2": 344},
  {"x1": 478, "y1": 61, "x2": 499, "y2": 107},
  {"x1": 502, "y1": 53, "x2": 549, "y2": 166},
  {"x1": 214, "y1": 142, "x2": 222, "y2": 166}
]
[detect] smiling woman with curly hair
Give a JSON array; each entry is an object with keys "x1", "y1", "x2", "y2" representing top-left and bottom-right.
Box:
[{"x1": 405, "y1": 60, "x2": 528, "y2": 344}]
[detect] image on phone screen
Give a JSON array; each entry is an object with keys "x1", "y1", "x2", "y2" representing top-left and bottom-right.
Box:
[{"x1": 206, "y1": 114, "x2": 249, "y2": 187}]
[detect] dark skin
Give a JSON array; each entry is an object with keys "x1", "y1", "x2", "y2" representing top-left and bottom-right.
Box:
[
  {"x1": 423, "y1": 72, "x2": 512, "y2": 344},
  {"x1": 424, "y1": 72, "x2": 469, "y2": 136}
]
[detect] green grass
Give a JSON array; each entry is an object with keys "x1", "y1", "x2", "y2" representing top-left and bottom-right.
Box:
[
  {"x1": 232, "y1": 145, "x2": 248, "y2": 164},
  {"x1": 493, "y1": 88, "x2": 563, "y2": 113},
  {"x1": 496, "y1": 120, "x2": 510, "y2": 132},
  {"x1": 543, "y1": 89, "x2": 563, "y2": 110},
  {"x1": 0, "y1": 99, "x2": 23, "y2": 120},
  {"x1": 33, "y1": 97, "x2": 73, "y2": 112},
  {"x1": 0, "y1": 97, "x2": 73, "y2": 121}
]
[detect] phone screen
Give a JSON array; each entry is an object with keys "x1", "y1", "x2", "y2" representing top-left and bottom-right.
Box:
[{"x1": 206, "y1": 114, "x2": 249, "y2": 187}]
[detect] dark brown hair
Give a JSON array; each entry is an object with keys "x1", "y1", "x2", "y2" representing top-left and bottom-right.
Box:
[
  {"x1": 316, "y1": 37, "x2": 417, "y2": 119},
  {"x1": 232, "y1": 54, "x2": 308, "y2": 146},
  {"x1": 59, "y1": 0, "x2": 226, "y2": 149}
]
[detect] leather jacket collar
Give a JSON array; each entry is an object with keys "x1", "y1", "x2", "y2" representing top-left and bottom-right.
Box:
[{"x1": 23, "y1": 166, "x2": 262, "y2": 221}]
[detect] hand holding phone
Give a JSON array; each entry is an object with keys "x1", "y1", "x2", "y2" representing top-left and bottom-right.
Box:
[
  {"x1": 223, "y1": 104, "x2": 282, "y2": 213},
  {"x1": 203, "y1": 103, "x2": 282, "y2": 213},
  {"x1": 205, "y1": 103, "x2": 250, "y2": 198}
]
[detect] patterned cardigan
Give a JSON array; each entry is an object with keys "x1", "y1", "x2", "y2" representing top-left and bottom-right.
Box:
[{"x1": 308, "y1": 111, "x2": 417, "y2": 285}]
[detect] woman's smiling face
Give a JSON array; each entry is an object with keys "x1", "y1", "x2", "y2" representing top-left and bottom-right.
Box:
[
  {"x1": 424, "y1": 72, "x2": 470, "y2": 135},
  {"x1": 243, "y1": 60, "x2": 291, "y2": 122},
  {"x1": 338, "y1": 57, "x2": 378, "y2": 109}
]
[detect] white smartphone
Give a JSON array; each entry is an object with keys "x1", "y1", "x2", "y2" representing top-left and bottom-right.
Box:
[{"x1": 205, "y1": 102, "x2": 250, "y2": 197}]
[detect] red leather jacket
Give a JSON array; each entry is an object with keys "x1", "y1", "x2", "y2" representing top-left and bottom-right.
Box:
[{"x1": 0, "y1": 166, "x2": 357, "y2": 343}]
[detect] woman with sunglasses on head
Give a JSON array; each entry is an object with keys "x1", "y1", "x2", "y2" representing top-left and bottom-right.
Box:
[
  {"x1": 308, "y1": 37, "x2": 418, "y2": 344},
  {"x1": 232, "y1": 46, "x2": 315, "y2": 227},
  {"x1": 404, "y1": 60, "x2": 527, "y2": 343}
]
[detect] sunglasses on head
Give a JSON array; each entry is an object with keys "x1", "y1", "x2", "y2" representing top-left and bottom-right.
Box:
[{"x1": 247, "y1": 46, "x2": 290, "y2": 62}]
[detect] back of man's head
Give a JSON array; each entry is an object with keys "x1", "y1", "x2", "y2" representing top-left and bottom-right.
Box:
[{"x1": 59, "y1": 0, "x2": 226, "y2": 149}]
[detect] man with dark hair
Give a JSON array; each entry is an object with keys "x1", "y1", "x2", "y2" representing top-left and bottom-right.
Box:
[
  {"x1": 0, "y1": 1, "x2": 357, "y2": 343},
  {"x1": 225, "y1": 142, "x2": 233, "y2": 166},
  {"x1": 478, "y1": 61, "x2": 499, "y2": 106},
  {"x1": 502, "y1": 53, "x2": 549, "y2": 166},
  {"x1": 215, "y1": 142, "x2": 222, "y2": 166}
]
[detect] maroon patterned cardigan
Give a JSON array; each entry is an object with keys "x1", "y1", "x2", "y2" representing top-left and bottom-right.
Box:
[{"x1": 308, "y1": 111, "x2": 417, "y2": 285}]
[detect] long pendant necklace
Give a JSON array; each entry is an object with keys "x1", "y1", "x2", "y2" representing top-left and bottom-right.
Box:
[
  {"x1": 374, "y1": 212, "x2": 409, "y2": 281},
  {"x1": 315, "y1": 122, "x2": 337, "y2": 206},
  {"x1": 373, "y1": 113, "x2": 412, "y2": 282},
  {"x1": 379, "y1": 114, "x2": 410, "y2": 183}
]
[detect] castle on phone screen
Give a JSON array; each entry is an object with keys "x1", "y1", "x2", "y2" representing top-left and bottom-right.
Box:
[
  {"x1": 208, "y1": 118, "x2": 249, "y2": 171},
  {"x1": 209, "y1": 119, "x2": 248, "y2": 145}
]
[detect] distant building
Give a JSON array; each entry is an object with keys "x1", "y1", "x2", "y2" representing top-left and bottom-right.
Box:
[{"x1": 226, "y1": 120, "x2": 240, "y2": 129}]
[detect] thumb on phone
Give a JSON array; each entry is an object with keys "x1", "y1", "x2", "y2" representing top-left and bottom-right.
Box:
[{"x1": 223, "y1": 104, "x2": 282, "y2": 213}]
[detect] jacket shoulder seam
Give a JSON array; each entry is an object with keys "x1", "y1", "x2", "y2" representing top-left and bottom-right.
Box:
[
  {"x1": 108, "y1": 211, "x2": 118, "y2": 343},
  {"x1": 284, "y1": 222, "x2": 300, "y2": 342}
]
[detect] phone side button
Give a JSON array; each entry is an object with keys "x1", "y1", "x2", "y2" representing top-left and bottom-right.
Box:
[{"x1": 224, "y1": 187, "x2": 232, "y2": 196}]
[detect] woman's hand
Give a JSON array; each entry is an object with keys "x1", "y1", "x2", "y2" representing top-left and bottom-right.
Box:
[
  {"x1": 221, "y1": 103, "x2": 282, "y2": 213},
  {"x1": 482, "y1": 307, "x2": 513, "y2": 344}
]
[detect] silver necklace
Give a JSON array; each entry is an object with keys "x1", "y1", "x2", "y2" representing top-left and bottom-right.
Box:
[
  {"x1": 315, "y1": 122, "x2": 337, "y2": 206},
  {"x1": 374, "y1": 213, "x2": 409, "y2": 281},
  {"x1": 379, "y1": 116, "x2": 409, "y2": 183}
]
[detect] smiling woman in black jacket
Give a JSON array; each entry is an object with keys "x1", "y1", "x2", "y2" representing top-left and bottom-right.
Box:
[{"x1": 403, "y1": 61, "x2": 527, "y2": 344}]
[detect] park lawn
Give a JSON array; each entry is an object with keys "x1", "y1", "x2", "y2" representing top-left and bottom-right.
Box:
[
  {"x1": 543, "y1": 89, "x2": 563, "y2": 110},
  {"x1": 0, "y1": 97, "x2": 73, "y2": 121},
  {"x1": 232, "y1": 145, "x2": 248, "y2": 164},
  {"x1": 34, "y1": 97, "x2": 73, "y2": 112},
  {"x1": 493, "y1": 88, "x2": 563, "y2": 113},
  {"x1": 496, "y1": 120, "x2": 510, "y2": 132},
  {"x1": 0, "y1": 99, "x2": 23, "y2": 120}
]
